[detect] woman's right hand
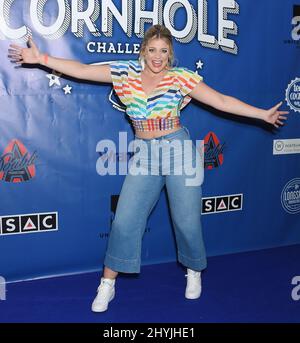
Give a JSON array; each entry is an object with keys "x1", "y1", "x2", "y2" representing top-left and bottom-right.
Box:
[
  {"x1": 8, "y1": 37, "x2": 41, "y2": 65},
  {"x1": 7, "y1": 37, "x2": 112, "y2": 83}
]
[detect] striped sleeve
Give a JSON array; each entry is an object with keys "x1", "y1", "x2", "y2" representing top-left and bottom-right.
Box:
[
  {"x1": 109, "y1": 60, "x2": 130, "y2": 105},
  {"x1": 175, "y1": 67, "x2": 203, "y2": 97}
]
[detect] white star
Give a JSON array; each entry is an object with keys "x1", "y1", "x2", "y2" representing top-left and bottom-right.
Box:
[
  {"x1": 46, "y1": 73, "x2": 61, "y2": 87},
  {"x1": 63, "y1": 85, "x2": 72, "y2": 94},
  {"x1": 196, "y1": 59, "x2": 204, "y2": 69}
]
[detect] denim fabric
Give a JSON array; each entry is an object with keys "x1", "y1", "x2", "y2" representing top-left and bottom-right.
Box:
[{"x1": 104, "y1": 127, "x2": 207, "y2": 273}]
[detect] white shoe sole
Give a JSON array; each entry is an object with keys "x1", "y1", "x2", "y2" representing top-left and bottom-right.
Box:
[{"x1": 185, "y1": 292, "x2": 201, "y2": 299}]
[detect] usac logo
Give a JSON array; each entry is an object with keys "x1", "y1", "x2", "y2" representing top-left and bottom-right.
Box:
[
  {"x1": 202, "y1": 194, "x2": 243, "y2": 214},
  {"x1": 1, "y1": 212, "x2": 58, "y2": 235}
]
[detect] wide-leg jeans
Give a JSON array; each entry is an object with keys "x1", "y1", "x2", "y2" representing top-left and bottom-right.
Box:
[{"x1": 104, "y1": 126, "x2": 207, "y2": 273}]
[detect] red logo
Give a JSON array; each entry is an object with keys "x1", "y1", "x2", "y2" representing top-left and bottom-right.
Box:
[
  {"x1": 203, "y1": 132, "x2": 225, "y2": 170},
  {"x1": 0, "y1": 140, "x2": 37, "y2": 182}
]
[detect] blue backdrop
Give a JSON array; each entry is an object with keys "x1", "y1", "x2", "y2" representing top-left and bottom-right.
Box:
[{"x1": 0, "y1": 0, "x2": 299, "y2": 282}]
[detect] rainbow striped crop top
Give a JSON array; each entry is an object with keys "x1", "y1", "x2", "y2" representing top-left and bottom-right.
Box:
[{"x1": 110, "y1": 60, "x2": 203, "y2": 131}]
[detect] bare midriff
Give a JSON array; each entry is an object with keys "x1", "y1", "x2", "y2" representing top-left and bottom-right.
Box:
[{"x1": 135, "y1": 126, "x2": 182, "y2": 139}]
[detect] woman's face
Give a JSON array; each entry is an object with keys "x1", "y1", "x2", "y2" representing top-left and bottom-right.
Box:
[{"x1": 143, "y1": 37, "x2": 170, "y2": 74}]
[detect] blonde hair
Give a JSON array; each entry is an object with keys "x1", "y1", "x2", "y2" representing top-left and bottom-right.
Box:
[{"x1": 139, "y1": 24, "x2": 175, "y2": 68}]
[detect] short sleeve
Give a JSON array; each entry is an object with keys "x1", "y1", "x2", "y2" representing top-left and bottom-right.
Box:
[
  {"x1": 173, "y1": 67, "x2": 203, "y2": 110},
  {"x1": 175, "y1": 67, "x2": 203, "y2": 97},
  {"x1": 109, "y1": 60, "x2": 130, "y2": 105}
]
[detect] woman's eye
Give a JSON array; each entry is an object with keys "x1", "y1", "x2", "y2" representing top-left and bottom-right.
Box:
[
  {"x1": 162, "y1": 49, "x2": 168, "y2": 53},
  {"x1": 149, "y1": 48, "x2": 154, "y2": 52}
]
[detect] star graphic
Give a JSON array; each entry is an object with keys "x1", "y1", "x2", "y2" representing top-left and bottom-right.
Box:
[
  {"x1": 196, "y1": 59, "x2": 204, "y2": 69},
  {"x1": 46, "y1": 73, "x2": 61, "y2": 87},
  {"x1": 63, "y1": 85, "x2": 72, "y2": 94}
]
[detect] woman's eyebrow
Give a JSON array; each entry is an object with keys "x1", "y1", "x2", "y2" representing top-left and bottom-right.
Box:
[{"x1": 148, "y1": 46, "x2": 168, "y2": 50}]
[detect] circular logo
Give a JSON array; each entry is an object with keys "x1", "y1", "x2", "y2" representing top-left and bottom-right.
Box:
[
  {"x1": 275, "y1": 140, "x2": 284, "y2": 151},
  {"x1": 285, "y1": 78, "x2": 300, "y2": 113},
  {"x1": 281, "y1": 178, "x2": 300, "y2": 214}
]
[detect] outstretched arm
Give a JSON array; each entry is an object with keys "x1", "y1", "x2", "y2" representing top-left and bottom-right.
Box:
[
  {"x1": 8, "y1": 37, "x2": 112, "y2": 83},
  {"x1": 189, "y1": 81, "x2": 289, "y2": 128}
]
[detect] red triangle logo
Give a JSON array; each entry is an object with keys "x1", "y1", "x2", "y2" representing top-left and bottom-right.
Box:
[
  {"x1": 23, "y1": 218, "x2": 37, "y2": 230},
  {"x1": 0, "y1": 139, "x2": 36, "y2": 182},
  {"x1": 217, "y1": 199, "x2": 227, "y2": 211}
]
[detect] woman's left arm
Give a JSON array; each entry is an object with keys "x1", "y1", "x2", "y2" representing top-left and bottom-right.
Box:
[{"x1": 189, "y1": 81, "x2": 289, "y2": 128}]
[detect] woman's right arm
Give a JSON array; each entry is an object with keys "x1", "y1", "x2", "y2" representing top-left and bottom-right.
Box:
[{"x1": 8, "y1": 37, "x2": 112, "y2": 83}]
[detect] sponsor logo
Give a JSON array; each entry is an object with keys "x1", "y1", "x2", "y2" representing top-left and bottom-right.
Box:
[
  {"x1": 281, "y1": 178, "x2": 300, "y2": 214},
  {"x1": 0, "y1": 212, "x2": 58, "y2": 235},
  {"x1": 273, "y1": 139, "x2": 300, "y2": 155},
  {"x1": 0, "y1": 139, "x2": 37, "y2": 183},
  {"x1": 285, "y1": 78, "x2": 300, "y2": 113},
  {"x1": 202, "y1": 193, "x2": 243, "y2": 214},
  {"x1": 204, "y1": 132, "x2": 225, "y2": 170}
]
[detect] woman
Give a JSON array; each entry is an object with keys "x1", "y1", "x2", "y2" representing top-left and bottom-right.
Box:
[{"x1": 8, "y1": 25, "x2": 288, "y2": 313}]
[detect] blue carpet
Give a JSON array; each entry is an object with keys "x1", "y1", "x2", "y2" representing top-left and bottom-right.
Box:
[{"x1": 0, "y1": 244, "x2": 299, "y2": 323}]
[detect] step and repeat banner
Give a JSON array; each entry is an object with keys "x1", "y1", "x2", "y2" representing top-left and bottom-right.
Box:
[{"x1": 0, "y1": 0, "x2": 299, "y2": 281}]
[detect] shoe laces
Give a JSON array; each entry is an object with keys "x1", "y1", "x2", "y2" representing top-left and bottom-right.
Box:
[{"x1": 98, "y1": 279, "x2": 114, "y2": 294}]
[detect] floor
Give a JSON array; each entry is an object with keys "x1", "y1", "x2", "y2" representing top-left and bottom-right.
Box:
[{"x1": 0, "y1": 244, "x2": 299, "y2": 323}]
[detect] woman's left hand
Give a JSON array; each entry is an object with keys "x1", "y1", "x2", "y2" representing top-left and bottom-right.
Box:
[{"x1": 264, "y1": 101, "x2": 289, "y2": 128}]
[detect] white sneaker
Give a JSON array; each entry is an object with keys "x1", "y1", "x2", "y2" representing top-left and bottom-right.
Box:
[
  {"x1": 91, "y1": 277, "x2": 115, "y2": 312},
  {"x1": 185, "y1": 268, "x2": 202, "y2": 299}
]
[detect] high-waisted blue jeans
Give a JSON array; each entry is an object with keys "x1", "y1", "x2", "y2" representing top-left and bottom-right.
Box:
[{"x1": 104, "y1": 126, "x2": 207, "y2": 273}]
